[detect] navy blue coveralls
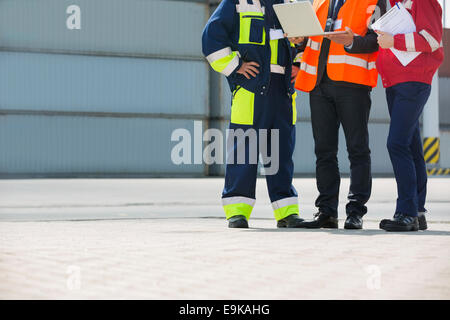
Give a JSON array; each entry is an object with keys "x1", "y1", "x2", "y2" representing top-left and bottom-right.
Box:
[{"x1": 202, "y1": 0, "x2": 300, "y2": 221}]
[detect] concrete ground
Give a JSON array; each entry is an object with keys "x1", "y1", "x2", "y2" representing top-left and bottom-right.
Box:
[{"x1": 0, "y1": 178, "x2": 449, "y2": 299}]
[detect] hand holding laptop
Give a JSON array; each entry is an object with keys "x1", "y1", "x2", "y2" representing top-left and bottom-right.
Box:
[{"x1": 325, "y1": 26, "x2": 355, "y2": 47}]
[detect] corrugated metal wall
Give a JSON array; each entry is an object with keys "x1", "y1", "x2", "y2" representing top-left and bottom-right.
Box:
[
  {"x1": 0, "y1": 0, "x2": 209, "y2": 176},
  {"x1": 0, "y1": 0, "x2": 447, "y2": 177}
]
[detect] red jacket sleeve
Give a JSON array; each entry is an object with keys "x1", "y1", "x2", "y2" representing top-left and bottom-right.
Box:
[{"x1": 393, "y1": 0, "x2": 443, "y2": 53}]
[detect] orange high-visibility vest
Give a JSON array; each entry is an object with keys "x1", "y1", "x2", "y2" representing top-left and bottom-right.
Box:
[{"x1": 295, "y1": 0, "x2": 379, "y2": 92}]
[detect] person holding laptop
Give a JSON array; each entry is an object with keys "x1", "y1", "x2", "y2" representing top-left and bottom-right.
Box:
[
  {"x1": 289, "y1": 0, "x2": 386, "y2": 230},
  {"x1": 376, "y1": 0, "x2": 444, "y2": 232}
]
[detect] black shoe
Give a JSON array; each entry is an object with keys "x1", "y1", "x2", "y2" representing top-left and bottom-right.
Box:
[
  {"x1": 228, "y1": 215, "x2": 249, "y2": 229},
  {"x1": 297, "y1": 211, "x2": 339, "y2": 229},
  {"x1": 344, "y1": 214, "x2": 363, "y2": 230},
  {"x1": 379, "y1": 213, "x2": 419, "y2": 232},
  {"x1": 380, "y1": 212, "x2": 428, "y2": 231},
  {"x1": 277, "y1": 214, "x2": 305, "y2": 228},
  {"x1": 380, "y1": 212, "x2": 401, "y2": 229},
  {"x1": 418, "y1": 211, "x2": 428, "y2": 231}
]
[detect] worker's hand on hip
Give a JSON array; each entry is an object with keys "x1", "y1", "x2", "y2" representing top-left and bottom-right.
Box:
[
  {"x1": 237, "y1": 61, "x2": 260, "y2": 80},
  {"x1": 325, "y1": 27, "x2": 354, "y2": 47},
  {"x1": 285, "y1": 34, "x2": 305, "y2": 45},
  {"x1": 291, "y1": 65, "x2": 299, "y2": 84},
  {"x1": 376, "y1": 31, "x2": 394, "y2": 49}
]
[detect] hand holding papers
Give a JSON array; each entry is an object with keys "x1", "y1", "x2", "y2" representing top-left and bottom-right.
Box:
[
  {"x1": 273, "y1": 1, "x2": 347, "y2": 38},
  {"x1": 372, "y1": 2, "x2": 420, "y2": 66}
]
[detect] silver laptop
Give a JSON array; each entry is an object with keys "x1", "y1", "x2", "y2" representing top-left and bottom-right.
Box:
[{"x1": 273, "y1": 1, "x2": 346, "y2": 37}]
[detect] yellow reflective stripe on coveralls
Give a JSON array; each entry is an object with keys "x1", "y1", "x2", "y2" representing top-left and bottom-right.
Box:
[
  {"x1": 231, "y1": 87, "x2": 255, "y2": 125},
  {"x1": 292, "y1": 92, "x2": 297, "y2": 125},
  {"x1": 237, "y1": 0, "x2": 265, "y2": 45},
  {"x1": 272, "y1": 197, "x2": 299, "y2": 221},
  {"x1": 270, "y1": 39, "x2": 278, "y2": 65},
  {"x1": 207, "y1": 48, "x2": 240, "y2": 77},
  {"x1": 239, "y1": 13, "x2": 266, "y2": 45},
  {"x1": 222, "y1": 196, "x2": 256, "y2": 220},
  {"x1": 270, "y1": 28, "x2": 290, "y2": 73}
]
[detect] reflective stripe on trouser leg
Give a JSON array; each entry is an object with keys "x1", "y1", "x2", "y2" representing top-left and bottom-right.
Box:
[
  {"x1": 222, "y1": 197, "x2": 256, "y2": 220},
  {"x1": 272, "y1": 197, "x2": 299, "y2": 221}
]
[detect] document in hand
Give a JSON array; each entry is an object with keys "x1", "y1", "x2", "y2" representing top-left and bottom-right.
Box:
[{"x1": 371, "y1": 2, "x2": 420, "y2": 66}]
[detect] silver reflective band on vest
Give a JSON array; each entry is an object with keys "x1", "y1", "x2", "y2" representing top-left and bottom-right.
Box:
[
  {"x1": 206, "y1": 47, "x2": 232, "y2": 64},
  {"x1": 308, "y1": 39, "x2": 321, "y2": 51},
  {"x1": 236, "y1": 0, "x2": 265, "y2": 14},
  {"x1": 271, "y1": 197, "x2": 298, "y2": 210},
  {"x1": 270, "y1": 64, "x2": 286, "y2": 74},
  {"x1": 328, "y1": 55, "x2": 377, "y2": 70},
  {"x1": 222, "y1": 196, "x2": 256, "y2": 207},
  {"x1": 300, "y1": 62, "x2": 317, "y2": 75}
]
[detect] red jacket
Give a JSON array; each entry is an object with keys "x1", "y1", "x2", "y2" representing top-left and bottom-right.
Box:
[{"x1": 376, "y1": 0, "x2": 444, "y2": 88}]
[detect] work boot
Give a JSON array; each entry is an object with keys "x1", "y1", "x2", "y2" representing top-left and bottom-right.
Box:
[
  {"x1": 228, "y1": 215, "x2": 249, "y2": 229},
  {"x1": 297, "y1": 211, "x2": 339, "y2": 229},
  {"x1": 379, "y1": 213, "x2": 419, "y2": 232},
  {"x1": 277, "y1": 214, "x2": 305, "y2": 228},
  {"x1": 344, "y1": 214, "x2": 363, "y2": 230},
  {"x1": 380, "y1": 212, "x2": 427, "y2": 231},
  {"x1": 418, "y1": 211, "x2": 428, "y2": 230}
]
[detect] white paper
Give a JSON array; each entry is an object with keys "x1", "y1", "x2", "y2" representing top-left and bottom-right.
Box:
[
  {"x1": 371, "y1": 2, "x2": 421, "y2": 66},
  {"x1": 270, "y1": 28, "x2": 284, "y2": 40}
]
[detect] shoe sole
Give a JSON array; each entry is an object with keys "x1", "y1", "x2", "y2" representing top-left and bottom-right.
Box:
[
  {"x1": 228, "y1": 220, "x2": 249, "y2": 229},
  {"x1": 380, "y1": 216, "x2": 427, "y2": 231},
  {"x1": 277, "y1": 221, "x2": 287, "y2": 228},
  {"x1": 344, "y1": 223, "x2": 362, "y2": 230},
  {"x1": 277, "y1": 222, "x2": 309, "y2": 229},
  {"x1": 380, "y1": 223, "x2": 419, "y2": 232}
]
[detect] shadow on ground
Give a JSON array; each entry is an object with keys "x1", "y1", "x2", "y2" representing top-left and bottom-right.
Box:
[{"x1": 245, "y1": 227, "x2": 450, "y2": 236}]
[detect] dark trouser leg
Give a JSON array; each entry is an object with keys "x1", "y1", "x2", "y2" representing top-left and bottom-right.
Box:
[
  {"x1": 335, "y1": 87, "x2": 372, "y2": 217},
  {"x1": 386, "y1": 82, "x2": 431, "y2": 217},
  {"x1": 310, "y1": 85, "x2": 340, "y2": 217},
  {"x1": 410, "y1": 123, "x2": 427, "y2": 212},
  {"x1": 265, "y1": 79, "x2": 298, "y2": 221}
]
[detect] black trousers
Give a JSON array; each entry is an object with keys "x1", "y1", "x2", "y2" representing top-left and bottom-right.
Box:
[{"x1": 309, "y1": 76, "x2": 372, "y2": 217}]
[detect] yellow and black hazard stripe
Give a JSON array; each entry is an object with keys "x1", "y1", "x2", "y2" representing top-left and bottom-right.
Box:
[
  {"x1": 427, "y1": 168, "x2": 450, "y2": 176},
  {"x1": 423, "y1": 137, "x2": 440, "y2": 164}
]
